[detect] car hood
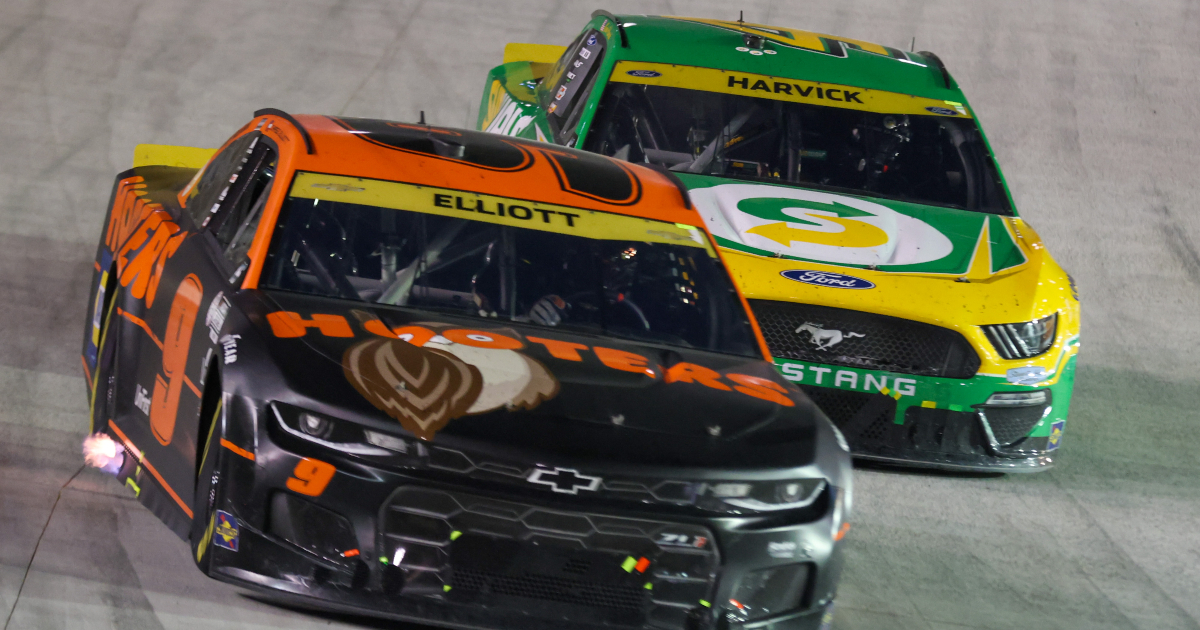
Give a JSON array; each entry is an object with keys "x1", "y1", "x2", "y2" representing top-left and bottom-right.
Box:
[
  {"x1": 677, "y1": 174, "x2": 1068, "y2": 325},
  {"x1": 251, "y1": 291, "x2": 820, "y2": 468}
]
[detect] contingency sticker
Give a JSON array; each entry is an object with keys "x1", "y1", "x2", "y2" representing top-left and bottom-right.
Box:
[
  {"x1": 213, "y1": 510, "x2": 239, "y2": 551},
  {"x1": 1046, "y1": 420, "x2": 1065, "y2": 451}
]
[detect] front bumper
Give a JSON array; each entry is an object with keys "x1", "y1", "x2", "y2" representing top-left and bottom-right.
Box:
[
  {"x1": 775, "y1": 354, "x2": 1078, "y2": 473},
  {"x1": 206, "y1": 403, "x2": 846, "y2": 630}
]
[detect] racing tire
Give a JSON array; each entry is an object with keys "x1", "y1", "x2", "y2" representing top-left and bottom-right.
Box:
[{"x1": 189, "y1": 393, "x2": 226, "y2": 574}]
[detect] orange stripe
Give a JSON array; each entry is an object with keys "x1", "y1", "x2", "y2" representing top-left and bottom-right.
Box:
[
  {"x1": 118, "y1": 308, "x2": 163, "y2": 350},
  {"x1": 108, "y1": 420, "x2": 193, "y2": 519},
  {"x1": 183, "y1": 375, "x2": 201, "y2": 398},
  {"x1": 220, "y1": 438, "x2": 255, "y2": 461},
  {"x1": 81, "y1": 355, "x2": 92, "y2": 387},
  {"x1": 94, "y1": 261, "x2": 102, "y2": 273}
]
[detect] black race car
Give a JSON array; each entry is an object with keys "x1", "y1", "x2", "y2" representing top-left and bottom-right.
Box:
[{"x1": 82, "y1": 111, "x2": 851, "y2": 630}]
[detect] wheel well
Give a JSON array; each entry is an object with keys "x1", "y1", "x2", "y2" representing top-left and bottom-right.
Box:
[{"x1": 194, "y1": 360, "x2": 223, "y2": 481}]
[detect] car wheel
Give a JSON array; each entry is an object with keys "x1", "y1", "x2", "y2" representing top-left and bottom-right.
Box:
[{"x1": 190, "y1": 397, "x2": 225, "y2": 573}]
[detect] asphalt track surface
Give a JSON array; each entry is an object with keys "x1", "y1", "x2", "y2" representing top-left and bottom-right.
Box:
[{"x1": 2, "y1": 1, "x2": 1199, "y2": 629}]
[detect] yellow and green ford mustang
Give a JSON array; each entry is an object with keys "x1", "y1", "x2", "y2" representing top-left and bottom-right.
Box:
[{"x1": 477, "y1": 12, "x2": 1080, "y2": 471}]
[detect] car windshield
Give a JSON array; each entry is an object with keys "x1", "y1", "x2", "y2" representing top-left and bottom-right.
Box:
[
  {"x1": 260, "y1": 173, "x2": 761, "y2": 358},
  {"x1": 584, "y1": 82, "x2": 1012, "y2": 214}
]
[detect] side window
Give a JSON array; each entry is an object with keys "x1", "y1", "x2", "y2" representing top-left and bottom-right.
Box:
[
  {"x1": 184, "y1": 132, "x2": 261, "y2": 229},
  {"x1": 540, "y1": 29, "x2": 606, "y2": 143},
  {"x1": 212, "y1": 144, "x2": 277, "y2": 266}
]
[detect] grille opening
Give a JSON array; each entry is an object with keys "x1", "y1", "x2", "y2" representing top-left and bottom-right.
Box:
[
  {"x1": 980, "y1": 404, "x2": 1049, "y2": 446},
  {"x1": 801, "y1": 386, "x2": 896, "y2": 447},
  {"x1": 451, "y1": 568, "x2": 647, "y2": 611},
  {"x1": 750, "y1": 300, "x2": 981, "y2": 378}
]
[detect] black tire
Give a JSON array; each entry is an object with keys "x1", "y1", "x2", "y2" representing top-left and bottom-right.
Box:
[{"x1": 190, "y1": 396, "x2": 225, "y2": 573}]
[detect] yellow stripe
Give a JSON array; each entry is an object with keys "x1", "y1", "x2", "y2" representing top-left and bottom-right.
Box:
[
  {"x1": 610, "y1": 61, "x2": 972, "y2": 118},
  {"x1": 290, "y1": 173, "x2": 714, "y2": 253}
]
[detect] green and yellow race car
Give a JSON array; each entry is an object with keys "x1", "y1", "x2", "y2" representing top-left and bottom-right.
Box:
[{"x1": 477, "y1": 12, "x2": 1080, "y2": 472}]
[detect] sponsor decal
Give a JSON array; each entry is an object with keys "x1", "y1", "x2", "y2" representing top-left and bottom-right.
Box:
[
  {"x1": 1047, "y1": 420, "x2": 1065, "y2": 451},
  {"x1": 626, "y1": 69, "x2": 662, "y2": 78},
  {"x1": 926, "y1": 106, "x2": 958, "y2": 116},
  {"x1": 578, "y1": 47, "x2": 591, "y2": 60},
  {"x1": 133, "y1": 385, "x2": 151, "y2": 415},
  {"x1": 1006, "y1": 366, "x2": 1048, "y2": 385},
  {"x1": 106, "y1": 177, "x2": 189, "y2": 309},
  {"x1": 766, "y1": 540, "x2": 812, "y2": 559},
  {"x1": 586, "y1": 33, "x2": 597, "y2": 46},
  {"x1": 688, "y1": 183, "x2": 952, "y2": 268},
  {"x1": 782, "y1": 269, "x2": 875, "y2": 289},
  {"x1": 309, "y1": 182, "x2": 365, "y2": 192},
  {"x1": 219, "y1": 334, "x2": 239, "y2": 364},
  {"x1": 342, "y1": 331, "x2": 558, "y2": 441},
  {"x1": 778, "y1": 361, "x2": 918, "y2": 397},
  {"x1": 213, "y1": 510, "x2": 239, "y2": 551},
  {"x1": 482, "y1": 90, "x2": 537, "y2": 138},
  {"x1": 204, "y1": 291, "x2": 230, "y2": 343},
  {"x1": 795, "y1": 322, "x2": 865, "y2": 350},
  {"x1": 273, "y1": 312, "x2": 799, "y2": 441},
  {"x1": 527, "y1": 467, "x2": 601, "y2": 494}
]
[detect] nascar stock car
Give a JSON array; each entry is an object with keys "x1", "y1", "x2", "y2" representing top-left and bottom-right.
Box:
[
  {"x1": 81, "y1": 110, "x2": 852, "y2": 630},
  {"x1": 477, "y1": 12, "x2": 1081, "y2": 471}
]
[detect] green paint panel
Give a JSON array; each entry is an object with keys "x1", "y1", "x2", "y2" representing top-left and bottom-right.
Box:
[
  {"x1": 774, "y1": 354, "x2": 1077, "y2": 439},
  {"x1": 988, "y1": 215, "x2": 1027, "y2": 273}
]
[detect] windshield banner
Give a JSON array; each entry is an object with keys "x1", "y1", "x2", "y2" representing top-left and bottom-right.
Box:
[
  {"x1": 609, "y1": 61, "x2": 972, "y2": 119},
  {"x1": 289, "y1": 172, "x2": 713, "y2": 252}
]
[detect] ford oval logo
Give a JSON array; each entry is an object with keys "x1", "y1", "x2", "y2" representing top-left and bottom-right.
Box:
[
  {"x1": 925, "y1": 106, "x2": 958, "y2": 116},
  {"x1": 626, "y1": 69, "x2": 662, "y2": 78},
  {"x1": 781, "y1": 270, "x2": 875, "y2": 289}
]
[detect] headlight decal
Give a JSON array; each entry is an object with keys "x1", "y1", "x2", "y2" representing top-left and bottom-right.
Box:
[{"x1": 983, "y1": 313, "x2": 1057, "y2": 359}]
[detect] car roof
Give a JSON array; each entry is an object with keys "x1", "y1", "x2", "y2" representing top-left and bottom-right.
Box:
[
  {"x1": 607, "y1": 15, "x2": 966, "y2": 102},
  {"x1": 261, "y1": 114, "x2": 698, "y2": 226}
]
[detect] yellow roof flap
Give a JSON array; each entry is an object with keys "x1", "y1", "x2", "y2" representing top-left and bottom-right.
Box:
[
  {"x1": 503, "y1": 43, "x2": 566, "y2": 65},
  {"x1": 133, "y1": 144, "x2": 216, "y2": 169}
]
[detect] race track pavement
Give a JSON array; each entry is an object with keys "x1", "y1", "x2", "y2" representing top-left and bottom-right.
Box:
[{"x1": 1, "y1": 0, "x2": 1198, "y2": 628}]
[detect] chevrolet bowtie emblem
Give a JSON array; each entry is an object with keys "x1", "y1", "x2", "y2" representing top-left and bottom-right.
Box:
[
  {"x1": 796, "y1": 322, "x2": 864, "y2": 351},
  {"x1": 527, "y1": 467, "x2": 602, "y2": 494}
]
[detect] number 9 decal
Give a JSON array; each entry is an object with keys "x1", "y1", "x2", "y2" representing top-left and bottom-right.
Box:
[
  {"x1": 286, "y1": 457, "x2": 336, "y2": 496},
  {"x1": 150, "y1": 273, "x2": 203, "y2": 445}
]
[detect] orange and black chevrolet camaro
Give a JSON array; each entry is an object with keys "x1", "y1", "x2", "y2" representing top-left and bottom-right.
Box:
[{"x1": 81, "y1": 110, "x2": 852, "y2": 630}]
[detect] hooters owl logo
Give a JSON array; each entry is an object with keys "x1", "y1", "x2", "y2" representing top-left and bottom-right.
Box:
[{"x1": 342, "y1": 326, "x2": 559, "y2": 441}]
